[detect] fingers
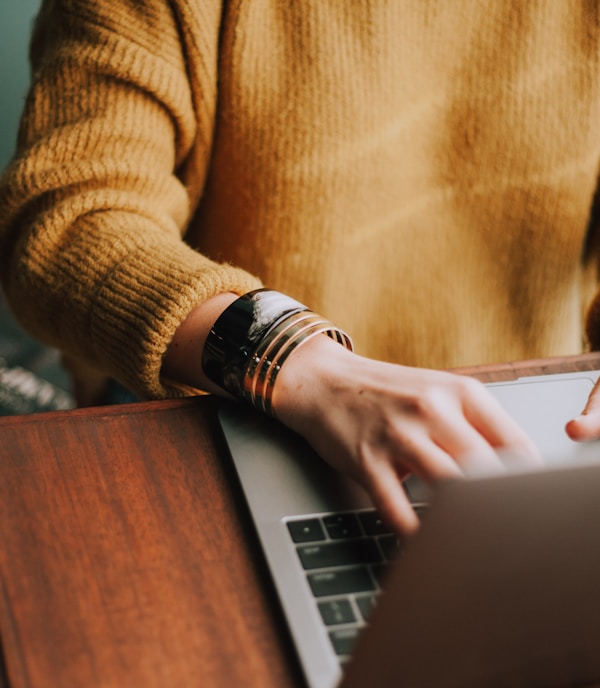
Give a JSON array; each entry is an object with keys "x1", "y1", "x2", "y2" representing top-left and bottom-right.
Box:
[
  {"x1": 358, "y1": 375, "x2": 544, "y2": 532},
  {"x1": 367, "y1": 377, "x2": 543, "y2": 533},
  {"x1": 279, "y1": 346, "x2": 544, "y2": 535},
  {"x1": 356, "y1": 426, "x2": 462, "y2": 536},
  {"x1": 361, "y1": 457, "x2": 420, "y2": 535},
  {"x1": 566, "y1": 378, "x2": 600, "y2": 441},
  {"x1": 378, "y1": 425, "x2": 463, "y2": 482},
  {"x1": 427, "y1": 406, "x2": 510, "y2": 477},
  {"x1": 409, "y1": 381, "x2": 511, "y2": 474},
  {"x1": 457, "y1": 378, "x2": 543, "y2": 467},
  {"x1": 359, "y1": 413, "x2": 504, "y2": 535},
  {"x1": 566, "y1": 413, "x2": 600, "y2": 441},
  {"x1": 402, "y1": 376, "x2": 541, "y2": 479}
]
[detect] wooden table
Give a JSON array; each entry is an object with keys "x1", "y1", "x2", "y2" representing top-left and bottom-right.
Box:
[{"x1": 1, "y1": 353, "x2": 600, "y2": 688}]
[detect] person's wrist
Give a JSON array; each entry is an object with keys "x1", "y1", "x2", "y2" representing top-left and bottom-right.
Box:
[
  {"x1": 162, "y1": 292, "x2": 239, "y2": 395},
  {"x1": 201, "y1": 288, "x2": 308, "y2": 400},
  {"x1": 271, "y1": 333, "x2": 357, "y2": 428},
  {"x1": 201, "y1": 289, "x2": 353, "y2": 416}
]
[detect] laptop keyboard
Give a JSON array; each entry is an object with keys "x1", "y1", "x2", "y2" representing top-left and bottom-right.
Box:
[{"x1": 285, "y1": 506, "x2": 427, "y2": 663}]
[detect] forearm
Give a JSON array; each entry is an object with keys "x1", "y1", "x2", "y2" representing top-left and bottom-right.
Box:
[
  {"x1": 162, "y1": 292, "x2": 239, "y2": 396},
  {"x1": 0, "y1": 0, "x2": 264, "y2": 400},
  {"x1": 163, "y1": 288, "x2": 544, "y2": 535}
]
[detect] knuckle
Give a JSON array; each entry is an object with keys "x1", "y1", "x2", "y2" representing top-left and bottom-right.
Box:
[
  {"x1": 356, "y1": 422, "x2": 413, "y2": 471},
  {"x1": 455, "y1": 375, "x2": 484, "y2": 397},
  {"x1": 414, "y1": 387, "x2": 447, "y2": 418}
]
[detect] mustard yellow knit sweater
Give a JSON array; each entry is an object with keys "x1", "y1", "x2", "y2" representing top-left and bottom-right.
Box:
[{"x1": 2, "y1": 1, "x2": 600, "y2": 399}]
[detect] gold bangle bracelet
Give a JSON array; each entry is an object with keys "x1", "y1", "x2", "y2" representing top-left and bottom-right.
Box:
[
  {"x1": 201, "y1": 288, "x2": 353, "y2": 416},
  {"x1": 244, "y1": 311, "x2": 326, "y2": 397},
  {"x1": 260, "y1": 323, "x2": 348, "y2": 417},
  {"x1": 248, "y1": 318, "x2": 332, "y2": 412},
  {"x1": 242, "y1": 310, "x2": 353, "y2": 416}
]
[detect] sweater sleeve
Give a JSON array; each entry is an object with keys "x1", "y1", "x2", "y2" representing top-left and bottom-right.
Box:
[{"x1": 0, "y1": 0, "x2": 261, "y2": 399}]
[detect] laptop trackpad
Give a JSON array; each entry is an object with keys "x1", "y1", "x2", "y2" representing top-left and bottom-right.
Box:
[
  {"x1": 487, "y1": 376, "x2": 597, "y2": 465},
  {"x1": 405, "y1": 376, "x2": 600, "y2": 503}
]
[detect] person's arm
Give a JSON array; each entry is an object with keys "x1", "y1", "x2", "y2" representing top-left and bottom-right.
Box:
[
  {"x1": 272, "y1": 336, "x2": 542, "y2": 533},
  {"x1": 163, "y1": 291, "x2": 542, "y2": 535},
  {"x1": 0, "y1": 1, "x2": 260, "y2": 402},
  {"x1": 163, "y1": 292, "x2": 240, "y2": 396}
]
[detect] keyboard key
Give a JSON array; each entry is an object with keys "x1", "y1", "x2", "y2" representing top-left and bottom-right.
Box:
[
  {"x1": 318, "y1": 599, "x2": 356, "y2": 625},
  {"x1": 287, "y1": 518, "x2": 326, "y2": 543},
  {"x1": 329, "y1": 627, "x2": 361, "y2": 656},
  {"x1": 323, "y1": 513, "x2": 362, "y2": 539},
  {"x1": 297, "y1": 539, "x2": 382, "y2": 570},
  {"x1": 358, "y1": 510, "x2": 393, "y2": 535},
  {"x1": 308, "y1": 567, "x2": 376, "y2": 597},
  {"x1": 355, "y1": 593, "x2": 378, "y2": 621}
]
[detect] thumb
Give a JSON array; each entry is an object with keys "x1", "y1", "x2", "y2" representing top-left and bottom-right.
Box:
[{"x1": 566, "y1": 378, "x2": 600, "y2": 441}]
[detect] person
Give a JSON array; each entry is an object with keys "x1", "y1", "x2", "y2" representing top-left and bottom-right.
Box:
[{"x1": 1, "y1": 0, "x2": 599, "y2": 535}]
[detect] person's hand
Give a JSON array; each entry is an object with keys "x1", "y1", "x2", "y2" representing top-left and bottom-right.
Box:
[
  {"x1": 273, "y1": 336, "x2": 542, "y2": 535},
  {"x1": 565, "y1": 377, "x2": 600, "y2": 441},
  {"x1": 162, "y1": 294, "x2": 541, "y2": 535}
]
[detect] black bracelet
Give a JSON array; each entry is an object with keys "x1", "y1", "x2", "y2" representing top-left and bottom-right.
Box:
[{"x1": 201, "y1": 289, "x2": 308, "y2": 398}]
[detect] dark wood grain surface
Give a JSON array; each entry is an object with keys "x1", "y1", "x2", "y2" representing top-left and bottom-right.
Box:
[
  {"x1": 0, "y1": 397, "x2": 304, "y2": 688},
  {"x1": 1, "y1": 353, "x2": 600, "y2": 688}
]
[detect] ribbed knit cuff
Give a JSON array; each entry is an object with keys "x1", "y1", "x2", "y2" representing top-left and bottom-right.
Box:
[{"x1": 88, "y1": 229, "x2": 261, "y2": 400}]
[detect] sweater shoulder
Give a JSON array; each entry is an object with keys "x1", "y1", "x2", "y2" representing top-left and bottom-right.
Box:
[{"x1": 31, "y1": 0, "x2": 188, "y2": 69}]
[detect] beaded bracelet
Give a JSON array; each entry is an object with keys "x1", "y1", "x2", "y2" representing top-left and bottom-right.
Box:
[{"x1": 201, "y1": 289, "x2": 353, "y2": 416}]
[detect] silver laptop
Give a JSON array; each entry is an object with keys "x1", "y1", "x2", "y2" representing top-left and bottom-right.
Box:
[
  {"x1": 341, "y1": 455, "x2": 600, "y2": 688},
  {"x1": 218, "y1": 370, "x2": 600, "y2": 688}
]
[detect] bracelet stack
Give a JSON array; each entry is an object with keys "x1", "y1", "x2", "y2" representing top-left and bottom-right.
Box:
[{"x1": 202, "y1": 289, "x2": 353, "y2": 416}]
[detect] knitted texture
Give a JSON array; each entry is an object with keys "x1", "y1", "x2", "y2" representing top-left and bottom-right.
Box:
[{"x1": 1, "y1": 0, "x2": 600, "y2": 398}]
